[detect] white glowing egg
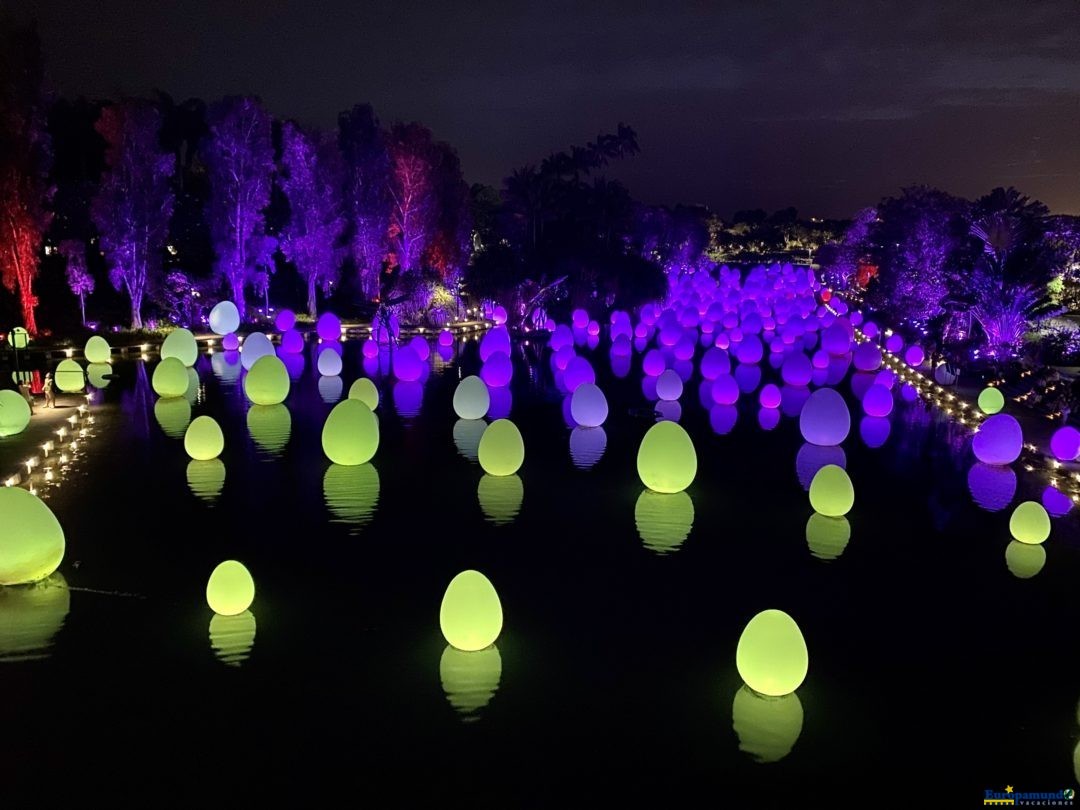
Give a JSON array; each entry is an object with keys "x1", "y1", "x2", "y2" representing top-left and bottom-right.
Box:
[{"x1": 453, "y1": 375, "x2": 491, "y2": 420}]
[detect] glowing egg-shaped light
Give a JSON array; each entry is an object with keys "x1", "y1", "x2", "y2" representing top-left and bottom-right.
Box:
[
  {"x1": 478, "y1": 474, "x2": 523, "y2": 525},
  {"x1": 247, "y1": 403, "x2": 290, "y2": 456},
  {"x1": 759, "y1": 383, "x2": 781, "y2": 409},
  {"x1": 438, "y1": 329, "x2": 454, "y2": 347},
  {"x1": 447, "y1": 374, "x2": 491, "y2": 422},
  {"x1": 440, "y1": 570, "x2": 503, "y2": 651},
  {"x1": 209, "y1": 300, "x2": 240, "y2": 335},
  {"x1": 821, "y1": 322, "x2": 852, "y2": 355},
  {"x1": 348, "y1": 377, "x2": 379, "y2": 411},
  {"x1": 275, "y1": 309, "x2": 296, "y2": 331},
  {"x1": 222, "y1": 332, "x2": 240, "y2": 351},
  {"x1": 240, "y1": 331, "x2": 274, "y2": 370},
  {"x1": 1009, "y1": 501, "x2": 1050, "y2": 544},
  {"x1": 562, "y1": 356, "x2": 595, "y2": 392},
  {"x1": 852, "y1": 342, "x2": 881, "y2": 372},
  {"x1": 884, "y1": 333, "x2": 903, "y2": 354},
  {"x1": 0, "y1": 488, "x2": 65, "y2": 585},
  {"x1": 480, "y1": 326, "x2": 511, "y2": 362},
  {"x1": 635, "y1": 490, "x2": 694, "y2": 554},
  {"x1": 0, "y1": 389, "x2": 31, "y2": 436},
  {"x1": 0, "y1": 573, "x2": 69, "y2": 661},
  {"x1": 978, "y1": 386, "x2": 1005, "y2": 415},
  {"x1": 316, "y1": 312, "x2": 342, "y2": 341},
  {"x1": 317, "y1": 347, "x2": 343, "y2": 376},
  {"x1": 84, "y1": 335, "x2": 111, "y2": 364},
  {"x1": 642, "y1": 349, "x2": 666, "y2": 377},
  {"x1": 361, "y1": 338, "x2": 379, "y2": 359},
  {"x1": 322, "y1": 399, "x2": 379, "y2": 465},
  {"x1": 206, "y1": 560, "x2": 254, "y2": 616},
  {"x1": 805, "y1": 513, "x2": 850, "y2": 561},
  {"x1": 711, "y1": 374, "x2": 739, "y2": 406},
  {"x1": 732, "y1": 686, "x2": 804, "y2": 764},
  {"x1": 972, "y1": 413, "x2": 1023, "y2": 465},
  {"x1": 700, "y1": 347, "x2": 730, "y2": 380},
  {"x1": 736, "y1": 609, "x2": 808, "y2": 696},
  {"x1": 154, "y1": 396, "x2": 191, "y2": 438},
  {"x1": 409, "y1": 335, "x2": 430, "y2": 362},
  {"x1": 571, "y1": 308, "x2": 589, "y2": 329},
  {"x1": 184, "y1": 415, "x2": 224, "y2": 461},
  {"x1": 1050, "y1": 426, "x2": 1080, "y2": 462},
  {"x1": 1005, "y1": 541, "x2": 1046, "y2": 579},
  {"x1": 478, "y1": 419, "x2": 524, "y2": 476},
  {"x1": 904, "y1": 345, "x2": 925, "y2": 367},
  {"x1": 480, "y1": 352, "x2": 513, "y2": 388},
  {"x1": 655, "y1": 369, "x2": 683, "y2": 401},
  {"x1": 799, "y1": 387, "x2": 850, "y2": 446},
  {"x1": 161, "y1": 327, "x2": 199, "y2": 367},
  {"x1": 637, "y1": 420, "x2": 697, "y2": 493},
  {"x1": 279, "y1": 329, "x2": 304, "y2": 354},
  {"x1": 244, "y1": 354, "x2": 290, "y2": 405},
  {"x1": 862, "y1": 383, "x2": 893, "y2": 417},
  {"x1": 323, "y1": 463, "x2": 380, "y2": 529},
  {"x1": 809, "y1": 464, "x2": 854, "y2": 517},
  {"x1": 440, "y1": 644, "x2": 502, "y2": 717},
  {"x1": 152, "y1": 356, "x2": 189, "y2": 398},
  {"x1": 390, "y1": 345, "x2": 423, "y2": 382},
  {"x1": 570, "y1": 382, "x2": 608, "y2": 427},
  {"x1": 8, "y1": 327, "x2": 29, "y2": 349},
  {"x1": 781, "y1": 352, "x2": 812, "y2": 387},
  {"x1": 54, "y1": 358, "x2": 85, "y2": 392}
]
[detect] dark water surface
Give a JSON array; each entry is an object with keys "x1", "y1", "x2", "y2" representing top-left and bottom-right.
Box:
[{"x1": 3, "y1": 336, "x2": 1079, "y2": 805}]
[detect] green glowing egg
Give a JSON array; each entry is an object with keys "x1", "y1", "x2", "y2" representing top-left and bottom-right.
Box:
[
  {"x1": 0, "y1": 487, "x2": 65, "y2": 585},
  {"x1": 84, "y1": 335, "x2": 111, "y2": 364},
  {"x1": 322, "y1": 398, "x2": 379, "y2": 465},
  {"x1": 634, "y1": 490, "x2": 694, "y2": 554},
  {"x1": 161, "y1": 327, "x2": 198, "y2": 367},
  {"x1": 54, "y1": 358, "x2": 85, "y2": 392},
  {"x1": 1009, "y1": 500, "x2": 1050, "y2": 544},
  {"x1": 478, "y1": 474, "x2": 523, "y2": 525},
  {"x1": 732, "y1": 685, "x2": 804, "y2": 763},
  {"x1": 978, "y1": 386, "x2": 1005, "y2": 415},
  {"x1": 636, "y1": 420, "x2": 697, "y2": 493},
  {"x1": 247, "y1": 403, "x2": 291, "y2": 456},
  {"x1": 805, "y1": 513, "x2": 851, "y2": 561},
  {"x1": 8, "y1": 327, "x2": 29, "y2": 349},
  {"x1": 1005, "y1": 540, "x2": 1045, "y2": 579},
  {"x1": 184, "y1": 415, "x2": 224, "y2": 461},
  {"x1": 809, "y1": 464, "x2": 854, "y2": 517},
  {"x1": 152, "y1": 356, "x2": 189, "y2": 398},
  {"x1": 186, "y1": 459, "x2": 225, "y2": 502},
  {"x1": 323, "y1": 463, "x2": 380, "y2": 530},
  {"x1": 440, "y1": 644, "x2": 502, "y2": 719},
  {"x1": 478, "y1": 419, "x2": 524, "y2": 476},
  {"x1": 0, "y1": 573, "x2": 69, "y2": 662},
  {"x1": 453, "y1": 375, "x2": 490, "y2": 420},
  {"x1": 736, "y1": 608, "x2": 809, "y2": 697},
  {"x1": 206, "y1": 560, "x2": 254, "y2": 616},
  {"x1": 243, "y1": 355, "x2": 290, "y2": 405},
  {"x1": 440, "y1": 570, "x2": 503, "y2": 652},
  {"x1": 209, "y1": 610, "x2": 256, "y2": 667},
  {"x1": 348, "y1": 377, "x2": 379, "y2": 410},
  {"x1": 0, "y1": 389, "x2": 32, "y2": 437},
  {"x1": 154, "y1": 395, "x2": 191, "y2": 438},
  {"x1": 87, "y1": 363, "x2": 112, "y2": 389}
]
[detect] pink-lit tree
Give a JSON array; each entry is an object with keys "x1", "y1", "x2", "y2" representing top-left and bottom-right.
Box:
[
  {"x1": 204, "y1": 96, "x2": 275, "y2": 320},
  {"x1": 0, "y1": 22, "x2": 53, "y2": 335},
  {"x1": 338, "y1": 104, "x2": 391, "y2": 300},
  {"x1": 59, "y1": 239, "x2": 94, "y2": 326},
  {"x1": 91, "y1": 100, "x2": 175, "y2": 328},
  {"x1": 279, "y1": 122, "x2": 346, "y2": 317},
  {"x1": 386, "y1": 122, "x2": 439, "y2": 276}
]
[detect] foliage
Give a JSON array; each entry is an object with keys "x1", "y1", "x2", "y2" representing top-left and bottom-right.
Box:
[{"x1": 338, "y1": 104, "x2": 391, "y2": 299}]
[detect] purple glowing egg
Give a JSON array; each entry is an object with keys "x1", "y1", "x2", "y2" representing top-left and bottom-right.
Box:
[
  {"x1": 781, "y1": 352, "x2": 813, "y2": 387},
  {"x1": 850, "y1": 372, "x2": 876, "y2": 401},
  {"x1": 280, "y1": 329, "x2": 304, "y2": 354},
  {"x1": 438, "y1": 329, "x2": 454, "y2": 347},
  {"x1": 759, "y1": 383, "x2": 781, "y2": 409},
  {"x1": 811, "y1": 349, "x2": 830, "y2": 369},
  {"x1": 904, "y1": 345, "x2": 925, "y2": 367},
  {"x1": 862, "y1": 383, "x2": 894, "y2": 417},
  {"x1": 700, "y1": 347, "x2": 730, "y2": 380},
  {"x1": 673, "y1": 335, "x2": 696, "y2": 361},
  {"x1": 316, "y1": 312, "x2": 342, "y2": 342},
  {"x1": 673, "y1": 359, "x2": 694, "y2": 382},
  {"x1": 853, "y1": 342, "x2": 882, "y2": 372},
  {"x1": 586, "y1": 319, "x2": 601, "y2": 336},
  {"x1": 480, "y1": 326, "x2": 511, "y2": 361},
  {"x1": 758, "y1": 407, "x2": 781, "y2": 431},
  {"x1": 709, "y1": 404, "x2": 738, "y2": 435},
  {"x1": 393, "y1": 345, "x2": 425, "y2": 382},
  {"x1": 711, "y1": 374, "x2": 739, "y2": 406},
  {"x1": 656, "y1": 369, "x2": 684, "y2": 401},
  {"x1": 822, "y1": 322, "x2": 853, "y2": 355},
  {"x1": 972, "y1": 414, "x2": 1023, "y2": 465},
  {"x1": 552, "y1": 345, "x2": 576, "y2": 372},
  {"x1": 222, "y1": 332, "x2": 240, "y2": 351},
  {"x1": 492, "y1": 305, "x2": 508, "y2": 325},
  {"x1": 735, "y1": 335, "x2": 764, "y2": 365},
  {"x1": 874, "y1": 368, "x2": 897, "y2": 389},
  {"x1": 641, "y1": 375, "x2": 659, "y2": 402},
  {"x1": 1050, "y1": 426, "x2": 1080, "y2": 462},
  {"x1": 481, "y1": 351, "x2": 514, "y2": 388},
  {"x1": 734, "y1": 363, "x2": 761, "y2": 393},
  {"x1": 361, "y1": 338, "x2": 379, "y2": 359},
  {"x1": 549, "y1": 325, "x2": 574, "y2": 351},
  {"x1": 859, "y1": 416, "x2": 891, "y2": 448},
  {"x1": 900, "y1": 383, "x2": 918, "y2": 402},
  {"x1": 409, "y1": 335, "x2": 431, "y2": 361},
  {"x1": 642, "y1": 349, "x2": 666, "y2": 377},
  {"x1": 799, "y1": 387, "x2": 851, "y2": 446},
  {"x1": 1042, "y1": 485, "x2": 1072, "y2": 517},
  {"x1": 967, "y1": 462, "x2": 1016, "y2": 512},
  {"x1": 275, "y1": 309, "x2": 296, "y2": 332},
  {"x1": 562, "y1": 356, "x2": 595, "y2": 392},
  {"x1": 781, "y1": 384, "x2": 812, "y2": 417},
  {"x1": 611, "y1": 335, "x2": 632, "y2": 356},
  {"x1": 885, "y1": 334, "x2": 903, "y2": 354},
  {"x1": 862, "y1": 321, "x2": 879, "y2": 339}
]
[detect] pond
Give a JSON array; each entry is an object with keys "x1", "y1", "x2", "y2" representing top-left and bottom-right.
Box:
[{"x1": 3, "y1": 324, "x2": 1080, "y2": 804}]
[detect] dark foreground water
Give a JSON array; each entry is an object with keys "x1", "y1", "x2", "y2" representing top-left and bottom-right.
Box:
[{"x1": 3, "y1": 336, "x2": 1079, "y2": 805}]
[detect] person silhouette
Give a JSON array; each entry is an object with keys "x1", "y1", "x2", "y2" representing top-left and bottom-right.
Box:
[{"x1": 43, "y1": 373, "x2": 55, "y2": 408}]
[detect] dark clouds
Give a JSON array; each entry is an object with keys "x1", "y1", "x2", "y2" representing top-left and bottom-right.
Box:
[{"x1": 10, "y1": 0, "x2": 1080, "y2": 216}]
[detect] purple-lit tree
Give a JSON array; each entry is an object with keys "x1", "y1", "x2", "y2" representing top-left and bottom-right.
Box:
[
  {"x1": 247, "y1": 232, "x2": 279, "y2": 315},
  {"x1": 279, "y1": 122, "x2": 346, "y2": 317},
  {"x1": 91, "y1": 100, "x2": 175, "y2": 328},
  {"x1": 338, "y1": 104, "x2": 391, "y2": 299},
  {"x1": 59, "y1": 239, "x2": 94, "y2": 325},
  {"x1": 204, "y1": 96, "x2": 275, "y2": 320}
]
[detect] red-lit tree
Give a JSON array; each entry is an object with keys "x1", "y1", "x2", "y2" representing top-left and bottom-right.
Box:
[
  {"x1": 279, "y1": 122, "x2": 346, "y2": 317},
  {"x1": 338, "y1": 104, "x2": 391, "y2": 299},
  {"x1": 204, "y1": 96, "x2": 275, "y2": 319},
  {"x1": 386, "y1": 122, "x2": 438, "y2": 276},
  {"x1": 0, "y1": 22, "x2": 53, "y2": 335},
  {"x1": 425, "y1": 140, "x2": 471, "y2": 284},
  {"x1": 59, "y1": 239, "x2": 94, "y2": 326},
  {"x1": 91, "y1": 100, "x2": 176, "y2": 328}
]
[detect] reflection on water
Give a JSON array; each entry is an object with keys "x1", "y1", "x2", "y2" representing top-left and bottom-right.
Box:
[
  {"x1": 187, "y1": 459, "x2": 226, "y2": 503},
  {"x1": 477, "y1": 474, "x2": 523, "y2": 525},
  {"x1": 967, "y1": 463, "x2": 1016, "y2": 512},
  {"x1": 209, "y1": 610, "x2": 256, "y2": 666},
  {"x1": 323, "y1": 463, "x2": 380, "y2": 530},
  {"x1": 1004, "y1": 540, "x2": 1045, "y2": 579},
  {"x1": 488, "y1": 386, "x2": 512, "y2": 420},
  {"x1": 805, "y1": 513, "x2": 851, "y2": 561},
  {"x1": 394, "y1": 380, "x2": 424, "y2": 417},
  {"x1": 318, "y1": 375, "x2": 343, "y2": 403},
  {"x1": 247, "y1": 404, "x2": 291, "y2": 457},
  {"x1": 155, "y1": 396, "x2": 192, "y2": 438},
  {"x1": 87, "y1": 362, "x2": 112, "y2": 389},
  {"x1": 757, "y1": 407, "x2": 780, "y2": 431},
  {"x1": 453, "y1": 418, "x2": 486, "y2": 462},
  {"x1": 635, "y1": 490, "x2": 694, "y2": 554},
  {"x1": 440, "y1": 644, "x2": 501, "y2": 721},
  {"x1": 732, "y1": 684, "x2": 804, "y2": 763},
  {"x1": 184, "y1": 367, "x2": 200, "y2": 404},
  {"x1": 709, "y1": 404, "x2": 737, "y2": 435},
  {"x1": 0, "y1": 573, "x2": 69, "y2": 662},
  {"x1": 281, "y1": 350, "x2": 305, "y2": 380},
  {"x1": 211, "y1": 351, "x2": 242, "y2": 385},
  {"x1": 569, "y1": 426, "x2": 607, "y2": 469},
  {"x1": 859, "y1": 416, "x2": 891, "y2": 449},
  {"x1": 656, "y1": 400, "x2": 682, "y2": 423},
  {"x1": 796, "y1": 443, "x2": 846, "y2": 491}
]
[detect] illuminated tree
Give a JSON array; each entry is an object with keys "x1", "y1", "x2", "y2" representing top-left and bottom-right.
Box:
[
  {"x1": 0, "y1": 21, "x2": 53, "y2": 335},
  {"x1": 204, "y1": 96, "x2": 275, "y2": 319},
  {"x1": 59, "y1": 239, "x2": 93, "y2": 326},
  {"x1": 387, "y1": 122, "x2": 439, "y2": 275},
  {"x1": 279, "y1": 122, "x2": 346, "y2": 317},
  {"x1": 425, "y1": 140, "x2": 471, "y2": 282},
  {"x1": 338, "y1": 104, "x2": 391, "y2": 299}
]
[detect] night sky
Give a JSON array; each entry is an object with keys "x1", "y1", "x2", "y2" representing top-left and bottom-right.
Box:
[{"x1": 12, "y1": 0, "x2": 1080, "y2": 217}]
